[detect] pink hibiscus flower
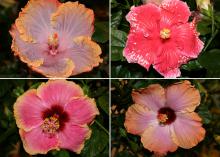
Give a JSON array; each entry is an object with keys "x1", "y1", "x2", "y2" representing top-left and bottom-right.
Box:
[
  {"x1": 10, "y1": 0, "x2": 102, "y2": 78},
  {"x1": 14, "y1": 80, "x2": 99, "y2": 155},
  {"x1": 123, "y1": 0, "x2": 204, "y2": 78},
  {"x1": 124, "y1": 81, "x2": 205, "y2": 155}
]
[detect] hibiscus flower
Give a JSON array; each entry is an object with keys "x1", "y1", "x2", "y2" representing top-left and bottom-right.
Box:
[
  {"x1": 14, "y1": 80, "x2": 99, "y2": 155},
  {"x1": 123, "y1": 0, "x2": 204, "y2": 78},
  {"x1": 124, "y1": 81, "x2": 205, "y2": 155},
  {"x1": 10, "y1": 0, "x2": 102, "y2": 77}
]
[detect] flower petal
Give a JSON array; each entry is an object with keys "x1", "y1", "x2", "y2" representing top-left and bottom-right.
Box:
[
  {"x1": 153, "y1": 43, "x2": 189, "y2": 78},
  {"x1": 37, "y1": 80, "x2": 84, "y2": 107},
  {"x1": 123, "y1": 30, "x2": 160, "y2": 70},
  {"x1": 14, "y1": 89, "x2": 46, "y2": 131},
  {"x1": 33, "y1": 58, "x2": 75, "y2": 78},
  {"x1": 173, "y1": 22, "x2": 204, "y2": 58},
  {"x1": 170, "y1": 112, "x2": 205, "y2": 149},
  {"x1": 58, "y1": 123, "x2": 91, "y2": 154},
  {"x1": 10, "y1": 25, "x2": 45, "y2": 67},
  {"x1": 124, "y1": 104, "x2": 157, "y2": 135},
  {"x1": 19, "y1": 127, "x2": 59, "y2": 155},
  {"x1": 165, "y1": 80, "x2": 201, "y2": 112},
  {"x1": 160, "y1": 0, "x2": 191, "y2": 25},
  {"x1": 15, "y1": 0, "x2": 60, "y2": 42},
  {"x1": 51, "y1": 1, "x2": 94, "y2": 39},
  {"x1": 141, "y1": 124, "x2": 178, "y2": 155},
  {"x1": 132, "y1": 84, "x2": 165, "y2": 111},
  {"x1": 63, "y1": 36, "x2": 102, "y2": 75},
  {"x1": 126, "y1": 3, "x2": 160, "y2": 34},
  {"x1": 65, "y1": 97, "x2": 99, "y2": 125}
]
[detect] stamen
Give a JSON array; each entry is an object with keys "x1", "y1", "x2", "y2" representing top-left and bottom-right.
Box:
[
  {"x1": 41, "y1": 114, "x2": 60, "y2": 135},
  {"x1": 160, "y1": 28, "x2": 171, "y2": 39},
  {"x1": 48, "y1": 33, "x2": 59, "y2": 55},
  {"x1": 157, "y1": 113, "x2": 168, "y2": 124}
]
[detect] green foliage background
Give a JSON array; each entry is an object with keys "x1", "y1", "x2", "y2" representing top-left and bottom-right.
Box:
[
  {"x1": 0, "y1": 0, "x2": 109, "y2": 78},
  {"x1": 111, "y1": 79, "x2": 220, "y2": 156},
  {"x1": 0, "y1": 79, "x2": 109, "y2": 157},
  {"x1": 111, "y1": 0, "x2": 220, "y2": 78}
]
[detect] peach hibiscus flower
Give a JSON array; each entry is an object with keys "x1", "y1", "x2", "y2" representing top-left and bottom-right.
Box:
[
  {"x1": 14, "y1": 80, "x2": 99, "y2": 155},
  {"x1": 123, "y1": 0, "x2": 204, "y2": 78},
  {"x1": 10, "y1": 0, "x2": 102, "y2": 77},
  {"x1": 124, "y1": 81, "x2": 205, "y2": 155}
]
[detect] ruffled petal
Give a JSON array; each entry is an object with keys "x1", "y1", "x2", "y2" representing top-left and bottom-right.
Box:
[
  {"x1": 63, "y1": 36, "x2": 102, "y2": 75},
  {"x1": 126, "y1": 3, "x2": 160, "y2": 34},
  {"x1": 37, "y1": 80, "x2": 84, "y2": 107},
  {"x1": 153, "y1": 42, "x2": 189, "y2": 78},
  {"x1": 65, "y1": 97, "x2": 99, "y2": 125},
  {"x1": 132, "y1": 84, "x2": 165, "y2": 111},
  {"x1": 10, "y1": 25, "x2": 45, "y2": 67},
  {"x1": 14, "y1": 89, "x2": 47, "y2": 131},
  {"x1": 170, "y1": 112, "x2": 205, "y2": 149},
  {"x1": 33, "y1": 58, "x2": 75, "y2": 78},
  {"x1": 123, "y1": 29, "x2": 161, "y2": 70},
  {"x1": 173, "y1": 22, "x2": 204, "y2": 58},
  {"x1": 19, "y1": 127, "x2": 59, "y2": 155},
  {"x1": 51, "y1": 1, "x2": 94, "y2": 39},
  {"x1": 58, "y1": 123, "x2": 91, "y2": 154},
  {"x1": 124, "y1": 104, "x2": 157, "y2": 135},
  {"x1": 165, "y1": 81, "x2": 201, "y2": 112},
  {"x1": 160, "y1": 0, "x2": 191, "y2": 25},
  {"x1": 141, "y1": 124, "x2": 178, "y2": 155},
  {"x1": 15, "y1": 0, "x2": 60, "y2": 42}
]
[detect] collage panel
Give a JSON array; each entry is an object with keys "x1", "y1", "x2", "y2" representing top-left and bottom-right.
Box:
[
  {"x1": 0, "y1": 79, "x2": 109, "y2": 157},
  {"x1": 111, "y1": 0, "x2": 220, "y2": 78},
  {"x1": 0, "y1": 0, "x2": 109, "y2": 78},
  {"x1": 111, "y1": 79, "x2": 220, "y2": 156}
]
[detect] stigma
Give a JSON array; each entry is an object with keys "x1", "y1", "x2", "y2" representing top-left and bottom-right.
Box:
[
  {"x1": 160, "y1": 28, "x2": 171, "y2": 39},
  {"x1": 157, "y1": 113, "x2": 168, "y2": 124}
]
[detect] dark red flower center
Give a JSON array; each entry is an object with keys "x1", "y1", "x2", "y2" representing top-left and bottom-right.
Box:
[
  {"x1": 48, "y1": 32, "x2": 59, "y2": 55},
  {"x1": 157, "y1": 107, "x2": 176, "y2": 125},
  {"x1": 41, "y1": 105, "x2": 69, "y2": 135}
]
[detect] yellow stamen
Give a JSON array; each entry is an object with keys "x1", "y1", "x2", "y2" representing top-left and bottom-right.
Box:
[
  {"x1": 48, "y1": 33, "x2": 58, "y2": 47},
  {"x1": 157, "y1": 113, "x2": 168, "y2": 123},
  {"x1": 41, "y1": 114, "x2": 60, "y2": 134},
  {"x1": 160, "y1": 28, "x2": 171, "y2": 39}
]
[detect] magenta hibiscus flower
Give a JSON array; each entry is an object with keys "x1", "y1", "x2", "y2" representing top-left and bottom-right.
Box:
[
  {"x1": 10, "y1": 0, "x2": 102, "y2": 77},
  {"x1": 123, "y1": 0, "x2": 204, "y2": 78},
  {"x1": 14, "y1": 80, "x2": 99, "y2": 155},
  {"x1": 124, "y1": 81, "x2": 205, "y2": 155}
]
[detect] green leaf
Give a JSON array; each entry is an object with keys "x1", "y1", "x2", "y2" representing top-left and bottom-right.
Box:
[
  {"x1": 51, "y1": 150, "x2": 70, "y2": 157},
  {"x1": 198, "y1": 49, "x2": 220, "y2": 77},
  {"x1": 81, "y1": 125, "x2": 108, "y2": 157},
  {"x1": 111, "y1": 29, "x2": 127, "y2": 61},
  {"x1": 111, "y1": 10, "x2": 122, "y2": 29},
  {"x1": 97, "y1": 95, "x2": 109, "y2": 115},
  {"x1": 93, "y1": 21, "x2": 109, "y2": 43},
  {"x1": 197, "y1": 19, "x2": 212, "y2": 35},
  {"x1": 181, "y1": 60, "x2": 203, "y2": 71}
]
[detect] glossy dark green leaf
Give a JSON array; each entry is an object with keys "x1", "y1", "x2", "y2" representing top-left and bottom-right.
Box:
[
  {"x1": 93, "y1": 21, "x2": 109, "y2": 43},
  {"x1": 97, "y1": 95, "x2": 109, "y2": 115},
  {"x1": 111, "y1": 10, "x2": 123, "y2": 29},
  {"x1": 181, "y1": 60, "x2": 203, "y2": 71}
]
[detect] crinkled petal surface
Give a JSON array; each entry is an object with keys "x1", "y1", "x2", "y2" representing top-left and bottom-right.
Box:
[
  {"x1": 19, "y1": 127, "x2": 59, "y2": 155},
  {"x1": 170, "y1": 112, "x2": 205, "y2": 148},
  {"x1": 37, "y1": 80, "x2": 84, "y2": 107},
  {"x1": 165, "y1": 81, "x2": 201, "y2": 112},
  {"x1": 14, "y1": 89, "x2": 47, "y2": 131},
  {"x1": 160, "y1": 0, "x2": 190, "y2": 25},
  {"x1": 51, "y1": 1, "x2": 94, "y2": 39},
  {"x1": 65, "y1": 97, "x2": 99, "y2": 125},
  {"x1": 141, "y1": 124, "x2": 178, "y2": 154},
  {"x1": 63, "y1": 36, "x2": 102, "y2": 75},
  {"x1": 124, "y1": 104, "x2": 157, "y2": 135},
  {"x1": 132, "y1": 84, "x2": 165, "y2": 111},
  {"x1": 58, "y1": 123, "x2": 91, "y2": 154},
  {"x1": 15, "y1": 0, "x2": 59, "y2": 42}
]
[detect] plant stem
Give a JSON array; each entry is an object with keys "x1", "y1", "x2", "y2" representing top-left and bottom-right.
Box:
[
  {"x1": 202, "y1": 29, "x2": 219, "y2": 52},
  {"x1": 211, "y1": 6, "x2": 215, "y2": 36},
  {"x1": 95, "y1": 120, "x2": 109, "y2": 135}
]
